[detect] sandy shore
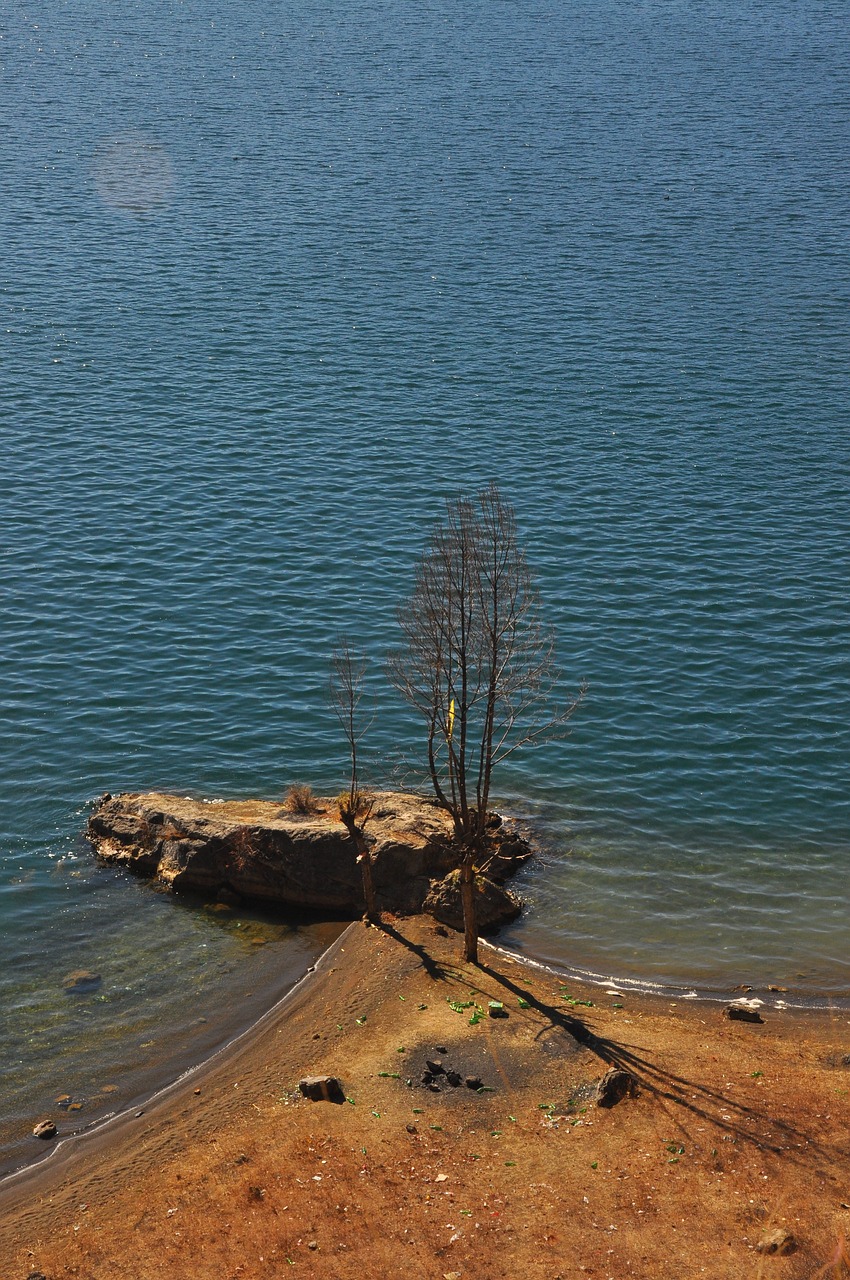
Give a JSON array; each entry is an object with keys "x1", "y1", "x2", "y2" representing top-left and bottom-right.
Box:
[{"x1": 2, "y1": 915, "x2": 849, "y2": 1279}]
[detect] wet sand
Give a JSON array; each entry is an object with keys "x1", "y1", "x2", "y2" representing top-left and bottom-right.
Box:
[{"x1": 2, "y1": 916, "x2": 849, "y2": 1279}]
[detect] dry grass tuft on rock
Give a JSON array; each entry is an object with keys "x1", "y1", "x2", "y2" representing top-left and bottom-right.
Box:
[
  {"x1": 283, "y1": 783, "x2": 322, "y2": 815},
  {"x1": 336, "y1": 790, "x2": 375, "y2": 825}
]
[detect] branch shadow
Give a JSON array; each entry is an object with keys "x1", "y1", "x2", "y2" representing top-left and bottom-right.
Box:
[
  {"x1": 477, "y1": 960, "x2": 837, "y2": 1171},
  {"x1": 377, "y1": 919, "x2": 456, "y2": 984}
]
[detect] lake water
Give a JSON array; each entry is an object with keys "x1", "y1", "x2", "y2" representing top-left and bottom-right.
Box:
[{"x1": 2, "y1": 0, "x2": 848, "y2": 1174}]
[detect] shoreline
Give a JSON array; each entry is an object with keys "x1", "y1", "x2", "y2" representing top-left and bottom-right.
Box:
[
  {"x1": 4, "y1": 921, "x2": 849, "y2": 1196},
  {"x1": 486, "y1": 939, "x2": 850, "y2": 1013},
  {"x1": 3, "y1": 914, "x2": 849, "y2": 1278},
  {"x1": 0, "y1": 910, "x2": 348, "y2": 1186},
  {"x1": 0, "y1": 923, "x2": 358, "y2": 1199},
  {"x1": 6, "y1": 924, "x2": 846, "y2": 1194}
]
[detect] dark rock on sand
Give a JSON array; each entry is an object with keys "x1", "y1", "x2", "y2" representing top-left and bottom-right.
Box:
[
  {"x1": 32, "y1": 1120, "x2": 57, "y2": 1140},
  {"x1": 298, "y1": 1075, "x2": 345, "y2": 1104},
  {"x1": 595, "y1": 1067, "x2": 636, "y2": 1108},
  {"x1": 725, "y1": 1004, "x2": 765, "y2": 1024}
]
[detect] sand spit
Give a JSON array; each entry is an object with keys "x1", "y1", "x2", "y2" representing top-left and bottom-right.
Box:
[{"x1": 2, "y1": 916, "x2": 849, "y2": 1279}]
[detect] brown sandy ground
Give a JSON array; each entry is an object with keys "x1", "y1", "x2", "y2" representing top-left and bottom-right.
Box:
[{"x1": 1, "y1": 916, "x2": 849, "y2": 1280}]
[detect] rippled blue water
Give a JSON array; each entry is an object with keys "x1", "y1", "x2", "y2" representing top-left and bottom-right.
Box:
[{"x1": 2, "y1": 0, "x2": 849, "y2": 1169}]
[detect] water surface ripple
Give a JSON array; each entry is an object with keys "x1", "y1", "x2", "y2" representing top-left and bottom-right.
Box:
[{"x1": 1, "y1": 0, "x2": 849, "y2": 1169}]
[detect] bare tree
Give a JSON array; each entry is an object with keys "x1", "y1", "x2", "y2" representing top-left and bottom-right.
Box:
[
  {"x1": 330, "y1": 640, "x2": 377, "y2": 922},
  {"x1": 389, "y1": 483, "x2": 585, "y2": 962}
]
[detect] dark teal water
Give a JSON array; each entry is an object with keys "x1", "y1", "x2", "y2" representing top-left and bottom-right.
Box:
[{"x1": 2, "y1": 0, "x2": 849, "y2": 1169}]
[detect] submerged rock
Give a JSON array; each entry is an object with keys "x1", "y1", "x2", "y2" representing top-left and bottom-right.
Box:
[{"x1": 62, "y1": 969, "x2": 102, "y2": 995}]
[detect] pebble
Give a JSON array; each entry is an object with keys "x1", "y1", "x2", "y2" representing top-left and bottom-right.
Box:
[
  {"x1": 756, "y1": 1228, "x2": 797, "y2": 1256},
  {"x1": 32, "y1": 1120, "x2": 57, "y2": 1140},
  {"x1": 725, "y1": 1005, "x2": 765, "y2": 1024}
]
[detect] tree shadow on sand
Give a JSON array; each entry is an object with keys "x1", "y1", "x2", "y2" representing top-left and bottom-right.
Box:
[{"x1": 472, "y1": 957, "x2": 841, "y2": 1175}]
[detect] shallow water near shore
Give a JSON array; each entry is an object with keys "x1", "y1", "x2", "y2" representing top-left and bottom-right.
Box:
[
  {"x1": 2, "y1": 0, "x2": 848, "y2": 1176},
  {"x1": 0, "y1": 836, "x2": 345, "y2": 1178}
]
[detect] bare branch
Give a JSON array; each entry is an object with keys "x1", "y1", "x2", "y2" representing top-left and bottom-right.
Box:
[
  {"x1": 389, "y1": 484, "x2": 586, "y2": 963},
  {"x1": 330, "y1": 638, "x2": 373, "y2": 807}
]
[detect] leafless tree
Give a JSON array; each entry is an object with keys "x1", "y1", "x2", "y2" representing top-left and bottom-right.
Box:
[
  {"x1": 389, "y1": 483, "x2": 585, "y2": 962},
  {"x1": 330, "y1": 640, "x2": 377, "y2": 922}
]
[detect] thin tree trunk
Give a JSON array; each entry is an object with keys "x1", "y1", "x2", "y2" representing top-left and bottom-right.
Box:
[
  {"x1": 344, "y1": 817, "x2": 378, "y2": 923},
  {"x1": 427, "y1": 713, "x2": 450, "y2": 811},
  {"x1": 460, "y1": 853, "x2": 478, "y2": 964},
  {"x1": 359, "y1": 836, "x2": 378, "y2": 923}
]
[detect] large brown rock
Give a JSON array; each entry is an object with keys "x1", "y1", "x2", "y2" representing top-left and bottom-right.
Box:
[
  {"x1": 422, "y1": 868, "x2": 522, "y2": 933},
  {"x1": 87, "y1": 791, "x2": 529, "y2": 922}
]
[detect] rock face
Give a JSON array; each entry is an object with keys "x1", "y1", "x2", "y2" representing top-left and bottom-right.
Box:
[{"x1": 87, "y1": 790, "x2": 530, "y2": 926}]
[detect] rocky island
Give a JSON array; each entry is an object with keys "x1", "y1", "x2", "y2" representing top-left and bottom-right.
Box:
[{"x1": 86, "y1": 789, "x2": 531, "y2": 931}]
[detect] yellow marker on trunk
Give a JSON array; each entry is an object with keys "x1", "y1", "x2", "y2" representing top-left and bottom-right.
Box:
[{"x1": 447, "y1": 698, "x2": 455, "y2": 741}]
